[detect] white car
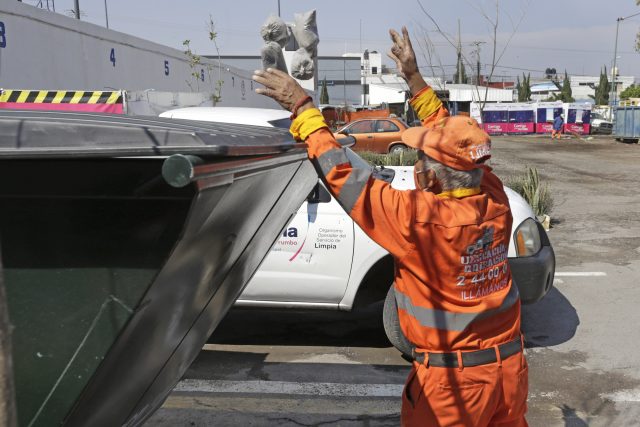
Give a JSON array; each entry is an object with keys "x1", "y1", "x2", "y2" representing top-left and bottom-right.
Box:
[
  {"x1": 159, "y1": 107, "x2": 292, "y2": 129},
  {"x1": 162, "y1": 107, "x2": 556, "y2": 355},
  {"x1": 589, "y1": 112, "x2": 613, "y2": 135}
]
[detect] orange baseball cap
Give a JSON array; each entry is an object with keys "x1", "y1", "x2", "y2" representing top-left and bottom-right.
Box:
[{"x1": 401, "y1": 116, "x2": 491, "y2": 171}]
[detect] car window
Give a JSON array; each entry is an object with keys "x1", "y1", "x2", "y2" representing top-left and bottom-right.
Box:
[
  {"x1": 347, "y1": 121, "x2": 375, "y2": 134},
  {"x1": 376, "y1": 120, "x2": 400, "y2": 132}
]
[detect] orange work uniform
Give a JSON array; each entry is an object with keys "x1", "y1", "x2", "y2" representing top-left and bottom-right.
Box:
[{"x1": 290, "y1": 85, "x2": 528, "y2": 427}]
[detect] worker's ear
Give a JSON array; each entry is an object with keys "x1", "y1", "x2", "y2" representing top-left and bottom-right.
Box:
[
  {"x1": 423, "y1": 169, "x2": 442, "y2": 193},
  {"x1": 414, "y1": 164, "x2": 440, "y2": 192}
]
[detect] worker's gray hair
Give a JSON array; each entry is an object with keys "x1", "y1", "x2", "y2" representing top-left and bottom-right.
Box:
[{"x1": 418, "y1": 152, "x2": 483, "y2": 190}]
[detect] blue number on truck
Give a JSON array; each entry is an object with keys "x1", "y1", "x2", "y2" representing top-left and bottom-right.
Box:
[
  {"x1": 0, "y1": 22, "x2": 6, "y2": 48},
  {"x1": 110, "y1": 48, "x2": 116, "y2": 66},
  {"x1": 164, "y1": 60, "x2": 170, "y2": 76}
]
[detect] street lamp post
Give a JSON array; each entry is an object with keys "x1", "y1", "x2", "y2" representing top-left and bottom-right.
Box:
[
  {"x1": 611, "y1": 11, "x2": 640, "y2": 111},
  {"x1": 611, "y1": 17, "x2": 622, "y2": 110}
]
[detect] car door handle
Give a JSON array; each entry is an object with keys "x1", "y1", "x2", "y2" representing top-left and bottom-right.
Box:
[{"x1": 367, "y1": 136, "x2": 373, "y2": 138}]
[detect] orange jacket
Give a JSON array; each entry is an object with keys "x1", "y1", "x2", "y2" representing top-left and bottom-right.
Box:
[{"x1": 291, "y1": 86, "x2": 520, "y2": 352}]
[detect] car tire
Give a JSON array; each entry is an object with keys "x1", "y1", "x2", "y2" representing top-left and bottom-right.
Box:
[
  {"x1": 383, "y1": 284, "x2": 415, "y2": 359},
  {"x1": 389, "y1": 144, "x2": 407, "y2": 154}
]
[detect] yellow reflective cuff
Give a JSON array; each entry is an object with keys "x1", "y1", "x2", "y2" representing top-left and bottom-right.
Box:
[
  {"x1": 290, "y1": 108, "x2": 328, "y2": 141},
  {"x1": 410, "y1": 86, "x2": 443, "y2": 121}
]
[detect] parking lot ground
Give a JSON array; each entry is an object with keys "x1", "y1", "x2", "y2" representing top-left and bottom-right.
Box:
[
  {"x1": 148, "y1": 135, "x2": 640, "y2": 426},
  {"x1": 493, "y1": 134, "x2": 640, "y2": 426}
]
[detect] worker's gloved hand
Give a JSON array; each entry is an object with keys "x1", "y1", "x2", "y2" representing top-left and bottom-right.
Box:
[
  {"x1": 253, "y1": 68, "x2": 312, "y2": 113},
  {"x1": 388, "y1": 27, "x2": 419, "y2": 81}
]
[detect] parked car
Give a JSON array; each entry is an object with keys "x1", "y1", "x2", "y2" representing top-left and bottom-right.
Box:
[
  {"x1": 160, "y1": 106, "x2": 292, "y2": 128},
  {"x1": 163, "y1": 107, "x2": 556, "y2": 357},
  {"x1": 333, "y1": 117, "x2": 410, "y2": 154},
  {"x1": 590, "y1": 112, "x2": 613, "y2": 134}
]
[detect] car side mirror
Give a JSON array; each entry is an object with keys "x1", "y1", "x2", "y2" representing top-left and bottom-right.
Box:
[
  {"x1": 339, "y1": 129, "x2": 350, "y2": 135},
  {"x1": 372, "y1": 166, "x2": 395, "y2": 183},
  {"x1": 307, "y1": 182, "x2": 332, "y2": 204}
]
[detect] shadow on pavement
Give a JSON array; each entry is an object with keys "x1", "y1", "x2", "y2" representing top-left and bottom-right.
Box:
[
  {"x1": 521, "y1": 287, "x2": 579, "y2": 348},
  {"x1": 208, "y1": 302, "x2": 391, "y2": 348},
  {"x1": 560, "y1": 404, "x2": 589, "y2": 427}
]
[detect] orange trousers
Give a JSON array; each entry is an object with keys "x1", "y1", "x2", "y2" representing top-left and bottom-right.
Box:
[{"x1": 401, "y1": 351, "x2": 528, "y2": 427}]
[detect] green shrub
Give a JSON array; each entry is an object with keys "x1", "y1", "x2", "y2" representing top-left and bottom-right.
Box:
[
  {"x1": 358, "y1": 149, "x2": 419, "y2": 166},
  {"x1": 506, "y1": 167, "x2": 553, "y2": 217}
]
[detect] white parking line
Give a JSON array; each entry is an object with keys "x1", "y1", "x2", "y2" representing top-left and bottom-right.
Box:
[
  {"x1": 175, "y1": 379, "x2": 404, "y2": 398},
  {"x1": 602, "y1": 389, "x2": 640, "y2": 402},
  {"x1": 555, "y1": 272, "x2": 607, "y2": 277}
]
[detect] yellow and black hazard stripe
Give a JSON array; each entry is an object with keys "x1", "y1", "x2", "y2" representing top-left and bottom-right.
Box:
[{"x1": 0, "y1": 90, "x2": 123, "y2": 105}]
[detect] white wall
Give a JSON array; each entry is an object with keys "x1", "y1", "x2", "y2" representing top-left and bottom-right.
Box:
[{"x1": 0, "y1": 2, "x2": 278, "y2": 109}]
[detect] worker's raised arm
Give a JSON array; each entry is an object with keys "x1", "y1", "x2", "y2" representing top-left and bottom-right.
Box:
[
  {"x1": 252, "y1": 69, "x2": 414, "y2": 259},
  {"x1": 388, "y1": 26, "x2": 449, "y2": 127}
]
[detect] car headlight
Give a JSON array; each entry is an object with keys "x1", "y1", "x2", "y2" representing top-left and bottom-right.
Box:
[{"x1": 514, "y1": 218, "x2": 542, "y2": 257}]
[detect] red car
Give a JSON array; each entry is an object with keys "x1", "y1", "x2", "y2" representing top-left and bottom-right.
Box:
[{"x1": 334, "y1": 117, "x2": 410, "y2": 154}]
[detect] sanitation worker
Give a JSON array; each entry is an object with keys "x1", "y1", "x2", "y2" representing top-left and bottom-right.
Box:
[
  {"x1": 253, "y1": 26, "x2": 528, "y2": 427},
  {"x1": 552, "y1": 113, "x2": 564, "y2": 140}
]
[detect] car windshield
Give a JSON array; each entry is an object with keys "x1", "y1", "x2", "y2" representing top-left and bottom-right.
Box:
[{"x1": 591, "y1": 113, "x2": 603, "y2": 120}]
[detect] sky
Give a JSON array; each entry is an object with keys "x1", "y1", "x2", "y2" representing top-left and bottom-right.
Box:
[{"x1": 26, "y1": 0, "x2": 640, "y2": 81}]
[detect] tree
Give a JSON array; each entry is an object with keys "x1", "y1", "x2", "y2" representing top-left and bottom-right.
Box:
[
  {"x1": 453, "y1": 21, "x2": 468, "y2": 84},
  {"x1": 518, "y1": 73, "x2": 531, "y2": 102},
  {"x1": 560, "y1": 71, "x2": 574, "y2": 102},
  {"x1": 589, "y1": 67, "x2": 610, "y2": 105},
  {"x1": 453, "y1": 56, "x2": 468, "y2": 84},
  {"x1": 320, "y1": 77, "x2": 330, "y2": 104},
  {"x1": 515, "y1": 76, "x2": 522, "y2": 100},
  {"x1": 414, "y1": 0, "x2": 531, "y2": 113},
  {"x1": 620, "y1": 84, "x2": 640, "y2": 100},
  {"x1": 544, "y1": 67, "x2": 557, "y2": 80}
]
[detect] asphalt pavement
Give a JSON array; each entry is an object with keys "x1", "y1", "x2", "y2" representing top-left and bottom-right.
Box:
[{"x1": 147, "y1": 134, "x2": 640, "y2": 427}]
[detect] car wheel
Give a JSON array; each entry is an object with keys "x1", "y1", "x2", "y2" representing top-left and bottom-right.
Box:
[
  {"x1": 389, "y1": 144, "x2": 407, "y2": 154},
  {"x1": 383, "y1": 284, "x2": 415, "y2": 359}
]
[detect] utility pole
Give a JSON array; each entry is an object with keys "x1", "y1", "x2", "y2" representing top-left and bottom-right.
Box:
[
  {"x1": 363, "y1": 49, "x2": 370, "y2": 106},
  {"x1": 470, "y1": 41, "x2": 485, "y2": 86},
  {"x1": 343, "y1": 57, "x2": 347, "y2": 107},
  {"x1": 277, "y1": 0, "x2": 281, "y2": 17},
  {"x1": 456, "y1": 20, "x2": 463, "y2": 84},
  {"x1": 74, "y1": 0, "x2": 80, "y2": 19}
]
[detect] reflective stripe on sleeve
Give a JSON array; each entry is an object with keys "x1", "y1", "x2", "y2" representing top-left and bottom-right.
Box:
[
  {"x1": 316, "y1": 148, "x2": 349, "y2": 175},
  {"x1": 394, "y1": 283, "x2": 519, "y2": 332},
  {"x1": 337, "y1": 168, "x2": 371, "y2": 213}
]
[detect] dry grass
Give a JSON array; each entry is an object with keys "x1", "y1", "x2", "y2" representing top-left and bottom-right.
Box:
[{"x1": 357, "y1": 149, "x2": 419, "y2": 166}]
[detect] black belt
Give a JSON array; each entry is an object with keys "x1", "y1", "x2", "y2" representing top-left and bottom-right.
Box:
[{"x1": 413, "y1": 338, "x2": 522, "y2": 368}]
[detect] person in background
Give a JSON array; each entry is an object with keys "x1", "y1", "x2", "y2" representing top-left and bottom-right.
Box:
[
  {"x1": 552, "y1": 113, "x2": 564, "y2": 140},
  {"x1": 253, "y1": 25, "x2": 528, "y2": 427}
]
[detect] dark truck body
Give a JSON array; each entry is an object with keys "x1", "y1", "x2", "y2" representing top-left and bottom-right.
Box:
[{"x1": 0, "y1": 110, "x2": 316, "y2": 426}]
